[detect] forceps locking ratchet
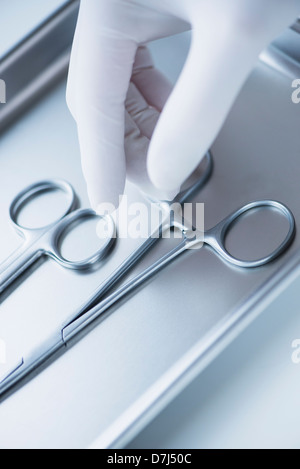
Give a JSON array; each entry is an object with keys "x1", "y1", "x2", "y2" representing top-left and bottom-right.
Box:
[
  {"x1": 0, "y1": 152, "x2": 213, "y2": 397},
  {"x1": 0, "y1": 179, "x2": 115, "y2": 296},
  {"x1": 0, "y1": 152, "x2": 296, "y2": 398},
  {"x1": 67, "y1": 151, "x2": 214, "y2": 318},
  {"x1": 62, "y1": 199, "x2": 296, "y2": 342}
]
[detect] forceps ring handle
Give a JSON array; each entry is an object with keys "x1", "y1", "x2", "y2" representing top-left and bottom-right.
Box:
[
  {"x1": 0, "y1": 180, "x2": 77, "y2": 290},
  {"x1": 48, "y1": 209, "x2": 116, "y2": 271},
  {"x1": 205, "y1": 200, "x2": 296, "y2": 268},
  {"x1": 9, "y1": 179, "x2": 77, "y2": 235}
]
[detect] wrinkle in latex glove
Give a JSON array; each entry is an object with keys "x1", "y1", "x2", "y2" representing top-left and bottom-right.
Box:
[{"x1": 67, "y1": 0, "x2": 300, "y2": 212}]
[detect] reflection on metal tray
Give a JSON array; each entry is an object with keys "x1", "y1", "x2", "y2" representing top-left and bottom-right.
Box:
[{"x1": 0, "y1": 28, "x2": 299, "y2": 449}]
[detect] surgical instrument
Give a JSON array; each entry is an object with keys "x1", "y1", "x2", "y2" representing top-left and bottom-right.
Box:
[
  {"x1": 0, "y1": 175, "x2": 296, "y2": 398},
  {"x1": 0, "y1": 151, "x2": 213, "y2": 397},
  {"x1": 0, "y1": 179, "x2": 115, "y2": 296}
]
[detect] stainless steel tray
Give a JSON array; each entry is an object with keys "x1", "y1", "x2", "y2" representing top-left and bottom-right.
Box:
[{"x1": 0, "y1": 28, "x2": 299, "y2": 449}]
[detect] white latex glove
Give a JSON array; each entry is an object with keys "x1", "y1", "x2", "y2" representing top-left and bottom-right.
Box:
[{"x1": 67, "y1": 0, "x2": 299, "y2": 210}]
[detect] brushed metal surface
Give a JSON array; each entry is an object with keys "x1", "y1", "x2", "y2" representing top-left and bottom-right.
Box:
[
  {"x1": 0, "y1": 0, "x2": 79, "y2": 131},
  {"x1": 0, "y1": 32, "x2": 299, "y2": 448},
  {"x1": 0, "y1": 0, "x2": 69, "y2": 58}
]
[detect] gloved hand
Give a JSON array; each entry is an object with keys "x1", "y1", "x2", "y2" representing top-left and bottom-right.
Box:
[{"x1": 67, "y1": 0, "x2": 299, "y2": 210}]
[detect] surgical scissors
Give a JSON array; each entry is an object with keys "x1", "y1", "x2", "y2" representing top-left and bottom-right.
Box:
[
  {"x1": 0, "y1": 152, "x2": 213, "y2": 397},
  {"x1": 0, "y1": 152, "x2": 296, "y2": 398},
  {"x1": 65, "y1": 151, "x2": 214, "y2": 318},
  {"x1": 0, "y1": 179, "x2": 115, "y2": 296}
]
